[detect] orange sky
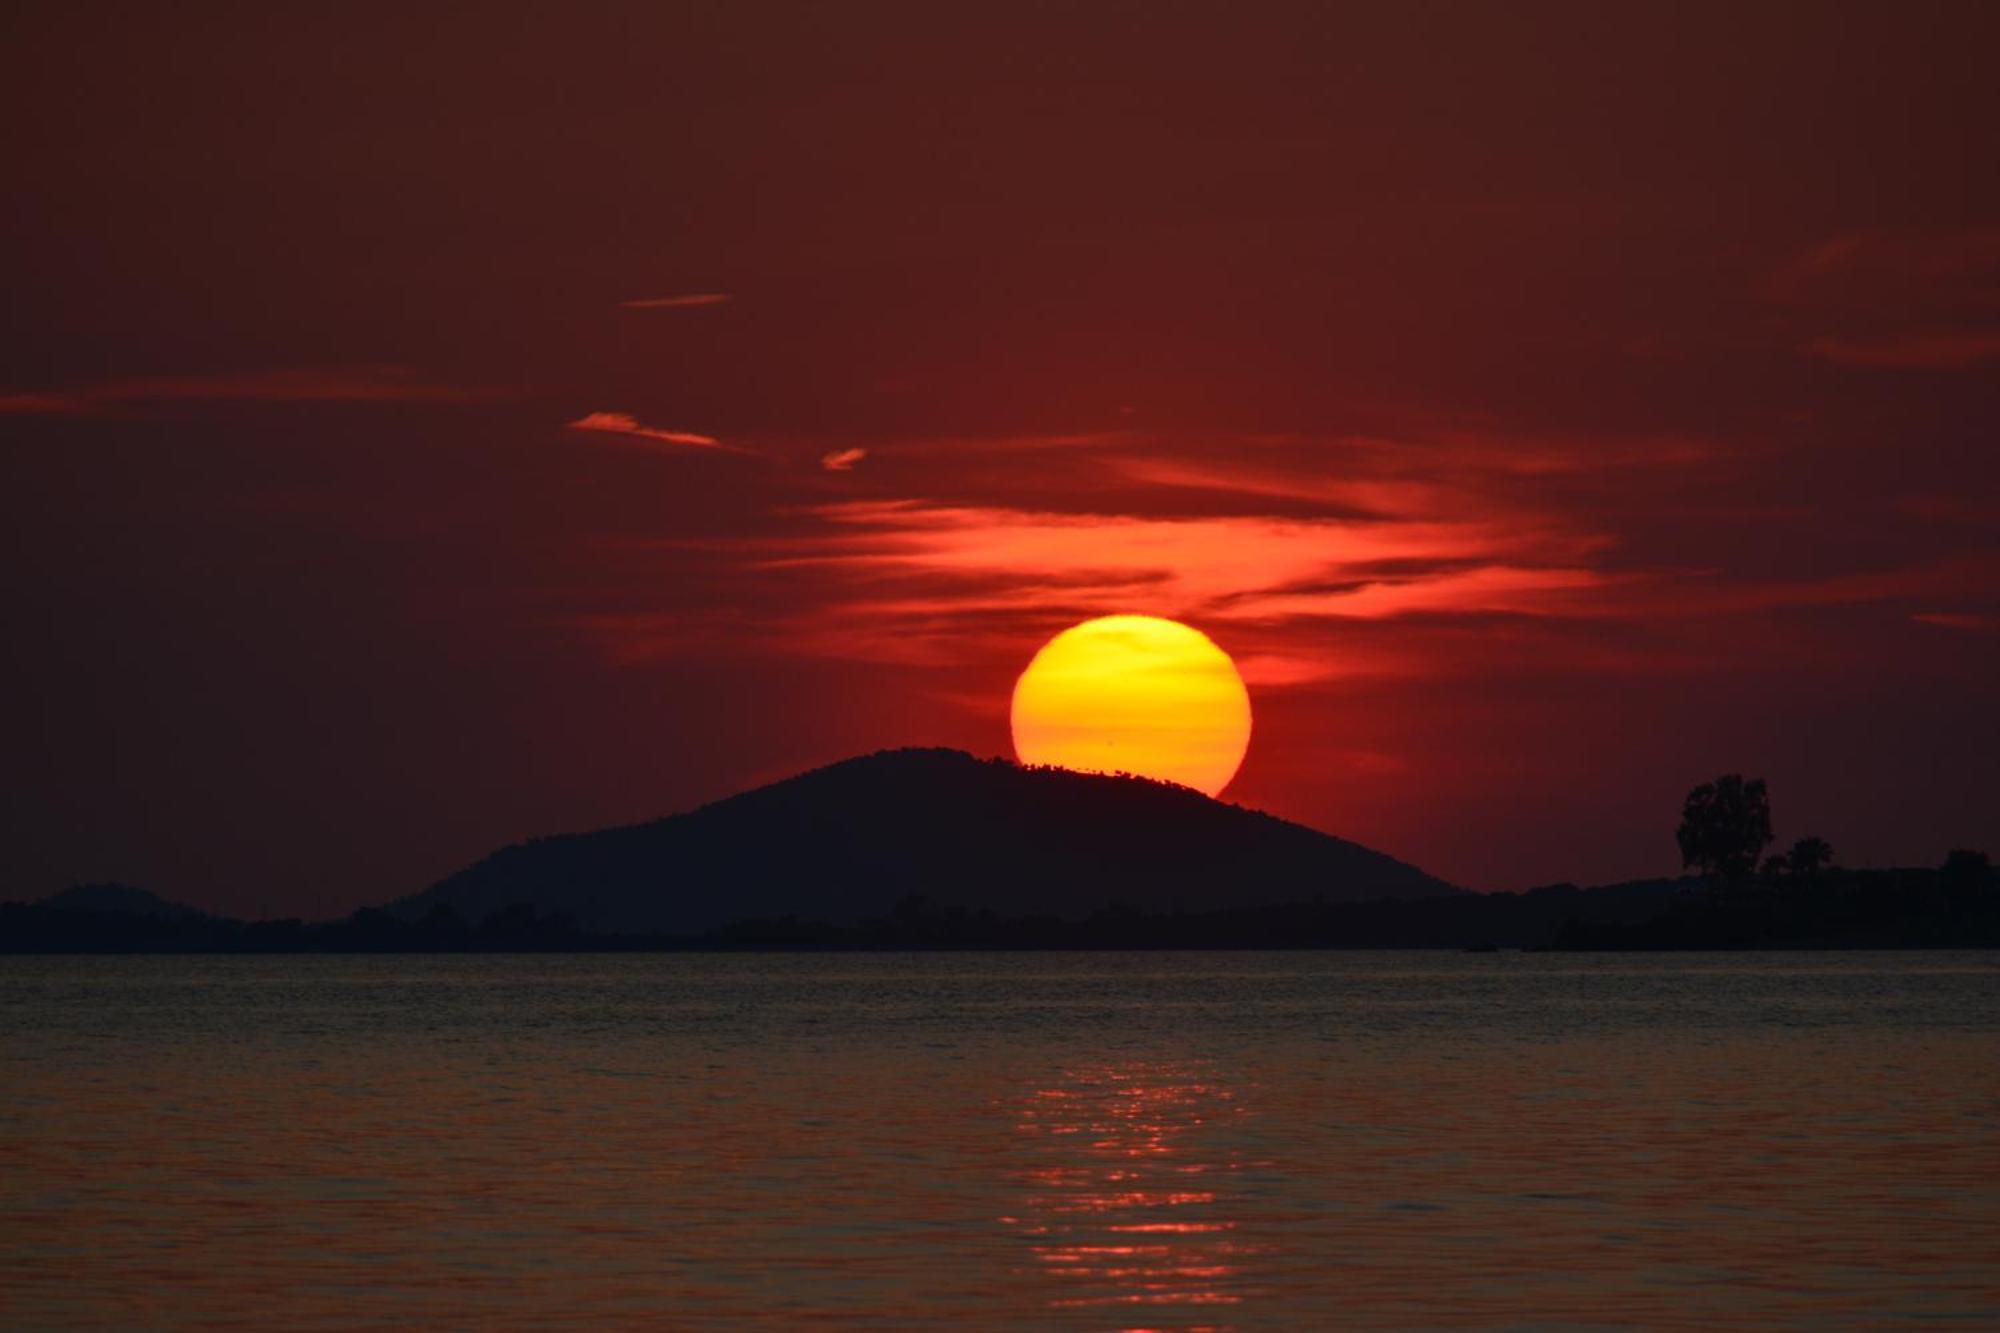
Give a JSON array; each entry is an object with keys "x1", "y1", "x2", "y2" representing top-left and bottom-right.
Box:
[{"x1": 2, "y1": 3, "x2": 1997, "y2": 914}]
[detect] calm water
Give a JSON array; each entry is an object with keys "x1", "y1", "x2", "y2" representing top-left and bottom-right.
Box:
[{"x1": 1, "y1": 952, "x2": 1996, "y2": 1329}]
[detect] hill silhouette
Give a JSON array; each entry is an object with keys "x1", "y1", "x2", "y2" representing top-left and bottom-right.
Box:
[
  {"x1": 13, "y1": 755, "x2": 1983, "y2": 953},
  {"x1": 393, "y1": 748, "x2": 1458, "y2": 934},
  {"x1": 39, "y1": 882, "x2": 206, "y2": 919}
]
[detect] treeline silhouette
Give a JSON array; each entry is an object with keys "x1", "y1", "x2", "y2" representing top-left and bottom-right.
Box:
[
  {"x1": 1555, "y1": 856, "x2": 1998, "y2": 949},
  {"x1": 0, "y1": 897, "x2": 593, "y2": 954},
  {"x1": 697, "y1": 879, "x2": 1684, "y2": 950},
  {"x1": 1561, "y1": 772, "x2": 1999, "y2": 948},
  {"x1": 0, "y1": 881, "x2": 1666, "y2": 952},
  {"x1": 8, "y1": 862, "x2": 1992, "y2": 952}
]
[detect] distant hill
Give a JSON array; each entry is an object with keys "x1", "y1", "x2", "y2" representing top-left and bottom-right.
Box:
[
  {"x1": 38, "y1": 883, "x2": 206, "y2": 920},
  {"x1": 394, "y1": 748, "x2": 1459, "y2": 934}
]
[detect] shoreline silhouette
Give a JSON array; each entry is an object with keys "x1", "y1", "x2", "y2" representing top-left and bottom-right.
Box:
[{"x1": 6, "y1": 754, "x2": 1992, "y2": 953}]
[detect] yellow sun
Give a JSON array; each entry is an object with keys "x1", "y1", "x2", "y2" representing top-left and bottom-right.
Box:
[{"x1": 1010, "y1": 615, "x2": 1252, "y2": 796}]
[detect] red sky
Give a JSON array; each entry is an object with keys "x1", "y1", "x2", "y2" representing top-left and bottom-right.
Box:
[{"x1": 4, "y1": 2, "x2": 1997, "y2": 915}]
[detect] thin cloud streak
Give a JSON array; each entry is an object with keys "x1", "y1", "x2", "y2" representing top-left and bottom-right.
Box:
[
  {"x1": 1114, "y1": 456, "x2": 1452, "y2": 518},
  {"x1": 821, "y1": 447, "x2": 867, "y2": 471},
  {"x1": 1806, "y1": 332, "x2": 2000, "y2": 371},
  {"x1": 1769, "y1": 227, "x2": 2000, "y2": 302},
  {"x1": 1912, "y1": 612, "x2": 2000, "y2": 633},
  {"x1": 1098, "y1": 429, "x2": 1721, "y2": 521},
  {"x1": 0, "y1": 392, "x2": 84, "y2": 415},
  {"x1": 621, "y1": 293, "x2": 733, "y2": 309},
  {"x1": 567, "y1": 411, "x2": 743, "y2": 452},
  {"x1": 0, "y1": 366, "x2": 492, "y2": 414},
  {"x1": 1217, "y1": 566, "x2": 1613, "y2": 622}
]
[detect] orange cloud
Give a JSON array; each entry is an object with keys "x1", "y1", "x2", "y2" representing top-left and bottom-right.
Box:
[
  {"x1": 761, "y1": 500, "x2": 1559, "y2": 608},
  {"x1": 576, "y1": 425, "x2": 1983, "y2": 692},
  {"x1": 660, "y1": 487, "x2": 1991, "y2": 678},
  {"x1": 710, "y1": 500, "x2": 1618, "y2": 675},
  {"x1": 566, "y1": 412, "x2": 739, "y2": 451},
  {"x1": 620, "y1": 293, "x2": 733, "y2": 309},
  {"x1": 821, "y1": 447, "x2": 867, "y2": 471}
]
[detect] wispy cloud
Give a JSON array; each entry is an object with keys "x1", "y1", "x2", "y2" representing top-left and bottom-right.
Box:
[
  {"x1": 1214, "y1": 565, "x2": 1613, "y2": 622},
  {"x1": 620, "y1": 293, "x2": 733, "y2": 310},
  {"x1": 1912, "y1": 611, "x2": 2000, "y2": 633},
  {"x1": 1773, "y1": 228, "x2": 2000, "y2": 373},
  {"x1": 570, "y1": 425, "x2": 1722, "y2": 675},
  {"x1": 1805, "y1": 332, "x2": 2000, "y2": 371},
  {"x1": 0, "y1": 366, "x2": 491, "y2": 414},
  {"x1": 566, "y1": 411, "x2": 742, "y2": 452},
  {"x1": 105, "y1": 367, "x2": 490, "y2": 403},
  {"x1": 1108, "y1": 432, "x2": 1715, "y2": 518},
  {"x1": 1113, "y1": 456, "x2": 1448, "y2": 518},
  {"x1": 820, "y1": 447, "x2": 867, "y2": 471},
  {"x1": 1768, "y1": 227, "x2": 2000, "y2": 303},
  {"x1": 0, "y1": 392, "x2": 84, "y2": 415}
]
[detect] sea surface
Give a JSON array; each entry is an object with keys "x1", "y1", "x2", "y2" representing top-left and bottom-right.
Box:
[{"x1": 1, "y1": 951, "x2": 1995, "y2": 1329}]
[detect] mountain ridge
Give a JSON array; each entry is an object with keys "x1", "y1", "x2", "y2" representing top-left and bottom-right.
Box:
[{"x1": 394, "y1": 747, "x2": 1458, "y2": 933}]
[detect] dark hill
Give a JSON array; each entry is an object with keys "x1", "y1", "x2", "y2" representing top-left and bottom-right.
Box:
[
  {"x1": 396, "y1": 748, "x2": 1458, "y2": 935},
  {"x1": 38, "y1": 883, "x2": 206, "y2": 919}
]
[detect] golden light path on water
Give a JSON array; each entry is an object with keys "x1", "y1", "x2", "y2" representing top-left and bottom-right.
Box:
[{"x1": 1006, "y1": 1063, "x2": 1258, "y2": 1321}]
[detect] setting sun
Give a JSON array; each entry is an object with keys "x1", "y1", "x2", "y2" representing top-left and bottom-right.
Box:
[{"x1": 1010, "y1": 615, "x2": 1252, "y2": 796}]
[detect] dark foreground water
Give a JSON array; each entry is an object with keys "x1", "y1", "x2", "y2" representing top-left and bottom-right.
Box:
[{"x1": 1, "y1": 952, "x2": 1996, "y2": 1329}]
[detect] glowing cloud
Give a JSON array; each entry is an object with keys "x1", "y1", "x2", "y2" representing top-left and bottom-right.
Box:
[
  {"x1": 566, "y1": 412, "x2": 736, "y2": 451},
  {"x1": 821, "y1": 448, "x2": 867, "y2": 471},
  {"x1": 764, "y1": 500, "x2": 1597, "y2": 617}
]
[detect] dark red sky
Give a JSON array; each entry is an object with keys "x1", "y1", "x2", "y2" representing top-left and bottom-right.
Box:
[{"x1": 5, "y1": 2, "x2": 1997, "y2": 915}]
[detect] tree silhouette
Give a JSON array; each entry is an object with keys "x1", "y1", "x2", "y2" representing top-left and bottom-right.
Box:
[
  {"x1": 1676, "y1": 774, "x2": 1773, "y2": 883},
  {"x1": 1942, "y1": 848, "x2": 1990, "y2": 874},
  {"x1": 1787, "y1": 835, "x2": 1834, "y2": 879},
  {"x1": 1942, "y1": 848, "x2": 1993, "y2": 893}
]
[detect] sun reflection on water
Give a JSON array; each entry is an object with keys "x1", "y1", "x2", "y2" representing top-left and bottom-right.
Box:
[{"x1": 1005, "y1": 1063, "x2": 1264, "y2": 1327}]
